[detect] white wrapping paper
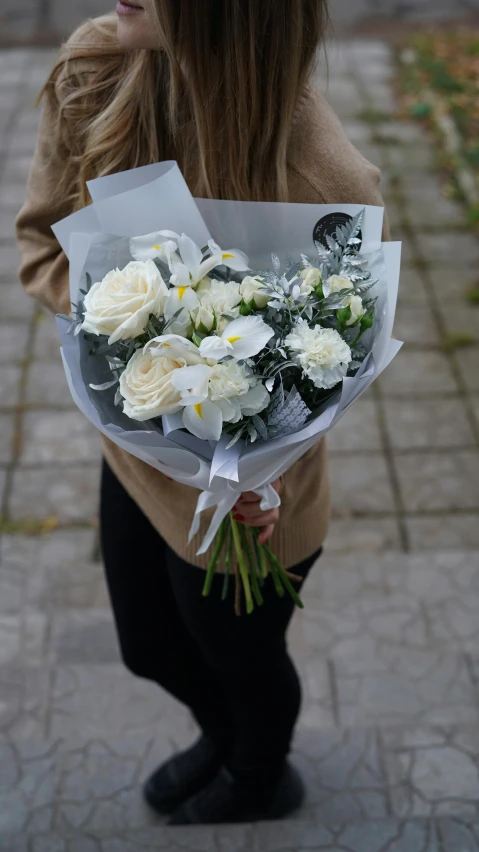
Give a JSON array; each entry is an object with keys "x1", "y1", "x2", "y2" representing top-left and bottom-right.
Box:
[{"x1": 53, "y1": 162, "x2": 403, "y2": 554}]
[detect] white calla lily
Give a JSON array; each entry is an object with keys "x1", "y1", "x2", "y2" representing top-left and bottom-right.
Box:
[
  {"x1": 208, "y1": 239, "x2": 250, "y2": 272},
  {"x1": 199, "y1": 316, "x2": 274, "y2": 362},
  {"x1": 130, "y1": 230, "x2": 180, "y2": 263}
]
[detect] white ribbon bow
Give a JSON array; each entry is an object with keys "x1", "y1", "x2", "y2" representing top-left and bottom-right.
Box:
[{"x1": 189, "y1": 482, "x2": 282, "y2": 555}]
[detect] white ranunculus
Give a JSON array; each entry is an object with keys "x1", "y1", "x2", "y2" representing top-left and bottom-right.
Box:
[
  {"x1": 240, "y1": 276, "x2": 270, "y2": 309},
  {"x1": 344, "y1": 293, "x2": 365, "y2": 326},
  {"x1": 82, "y1": 260, "x2": 169, "y2": 345},
  {"x1": 119, "y1": 350, "x2": 185, "y2": 421},
  {"x1": 285, "y1": 319, "x2": 352, "y2": 390},
  {"x1": 300, "y1": 267, "x2": 322, "y2": 295},
  {"x1": 327, "y1": 274, "x2": 353, "y2": 294}
]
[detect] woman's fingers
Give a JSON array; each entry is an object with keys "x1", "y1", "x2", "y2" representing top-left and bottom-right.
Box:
[
  {"x1": 236, "y1": 490, "x2": 262, "y2": 504},
  {"x1": 259, "y1": 524, "x2": 275, "y2": 545},
  {"x1": 233, "y1": 508, "x2": 279, "y2": 528}
]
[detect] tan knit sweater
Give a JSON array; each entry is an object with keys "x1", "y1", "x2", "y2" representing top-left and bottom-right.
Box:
[{"x1": 16, "y1": 21, "x2": 388, "y2": 570}]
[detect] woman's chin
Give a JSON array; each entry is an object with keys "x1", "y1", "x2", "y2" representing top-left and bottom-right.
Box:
[{"x1": 116, "y1": 16, "x2": 159, "y2": 50}]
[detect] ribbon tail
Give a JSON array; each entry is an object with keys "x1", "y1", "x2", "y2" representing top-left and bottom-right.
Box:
[
  {"x1": 188, "y1": 491, "x2": 215, "y2": 544},
  {"x1": 196, "y1": 499, "x2": 235, "y2": 556},
  {"x1": 189, "y1": 489, "x2": 238, "y2": 554}
]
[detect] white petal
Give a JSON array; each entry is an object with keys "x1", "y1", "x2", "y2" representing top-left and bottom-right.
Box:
[
  {"x1": 216, "y1": 396, "x2": 242, "y2": 423},
  {"x1": 164, "y1": 286, "x2": 199, "y2": 320},
  {"x1": 199, "y1": 336, "x2": 230, "y2": 361},
  {"x1": 169, "y1": 261, "x2": 192, "y2": 288},
  {"x1": 182, "y1": 399, "x2": 223, "y2": 441},
  {"x1": 129, "y1": 232, "x2": 164, "y2": 261},
  {"x1": 221, "y1": 316, "x2": 274, "y2": 360},
  {"x1": 171, "y1": 364, "x2": 212, "y2": 392},
  {"x1": 197, "y1": 254, "x2": 223, "y2": 281},
  {"x1": 221, "y1": 248, "x2": 250, "y2": 272},
  {"x1": 208, "y1": 239, "x2": 221, "y2": 256},
  {"x1": 158, "y1": 230, "x2": 181, "y2": 240},
  {"x1": 239, "y1": 383, "x2": 270, "y2": 416},
  {"x1": 179, "y1": 234, "x2": 202, "y2": 280},
  {"x1": 145, "y1": 334, "x2": 200, "y2": 360}
]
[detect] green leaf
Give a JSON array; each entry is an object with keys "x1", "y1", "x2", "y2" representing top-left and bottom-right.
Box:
[
  {"x1": 252, "y1": 415, "x2": 268, "y2": 441},
  {"x1": 240, "y1": 302, "x2": 254, "y2": 316},
  {"x1": 337, "y1": 306, "x2": 352, "y2": 326}
]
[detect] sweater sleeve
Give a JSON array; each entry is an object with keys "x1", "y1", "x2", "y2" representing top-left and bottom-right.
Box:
[
  {"x1": 15, "y1": 79, "x2": 77, "y2": 316},
  {"x1": 287, "y1": 90, "x2": 391, "y2": 242}
]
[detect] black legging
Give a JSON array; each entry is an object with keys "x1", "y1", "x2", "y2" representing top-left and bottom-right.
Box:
[{"x1": 100, "y1": 460, "x2": 320, "y2": 784}]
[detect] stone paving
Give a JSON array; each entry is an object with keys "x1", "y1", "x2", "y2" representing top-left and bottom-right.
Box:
[{"x1": 1, "y1": 35, "x2": 479, "y2": 852}]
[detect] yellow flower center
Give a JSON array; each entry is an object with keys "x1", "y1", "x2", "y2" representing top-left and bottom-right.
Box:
[
  {"x1": 153, "y1": 245, "x2": 160, "y2": 251},
  {"x1": 194, "y1": 403, "x2": 203, "y2": 419},
  {"x1": 227, "y1": 336, "x2": 242, "y2": 344},
  {"x1": 223, "y1": 253, "x2": 235, "y2": 260},
  {"x1": 178, "y1": 287, "x2": 187, "y2": 300}
]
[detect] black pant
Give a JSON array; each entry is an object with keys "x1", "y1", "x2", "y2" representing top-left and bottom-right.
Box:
[{"x1": 100, "y1": 460, "x2": 320, "y2": 782}]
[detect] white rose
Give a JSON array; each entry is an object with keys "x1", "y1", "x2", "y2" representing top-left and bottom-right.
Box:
[
  {"x1": 195, "y1": 306, "x2": 215, "y2": 332},
  {"x1": 120, "y1": 349, "x2": 186, "y2": 421},
  {"x1": 285, "y1": 319, "x2": 352, "y2": 390},
  {"x1": 82, "y1": 260, "x2": 169, "y2": 345},
  {"x1": 343, "y1": 294, "x2": 365, "y2": 326},
  {"x1": 327, "y1": 274, "x2": 352, "y2": 294},
  {"x1": 240, "y1": 276, "x2": 270, "y2": 309},
  {"x1": 300, "y1": 267, "x2": 322, "y2": 295}
]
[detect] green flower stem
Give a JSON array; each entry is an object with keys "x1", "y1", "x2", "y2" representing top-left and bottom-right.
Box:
[
  {"x1": 265, "y1": 545, "x2": 305, "y2": 609},
  {"x1": 231, "y1": 518, "x2": 254, "y2": 615},
  {"x1": 253, "y1": 530, "x2": 269, "y2": 579},
  {"x1": 202, "y1": 519, "x2": 228, "y2": 598},
  {"x1": 222, "y1": 523, "x2": 233, "y2": 602},
  {"x1": 239, "y1": 525, "x2": 264, "y2": 608},
  {"x1": 268, "y1": 552, "x2": 285, "y2": 598}
]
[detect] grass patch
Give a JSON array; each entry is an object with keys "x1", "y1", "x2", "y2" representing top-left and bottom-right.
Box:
[
  {"x1": 442, "y1": 331, "x2": 476, "y2": 351},
  {"x1": 357, "y1": 108, "x2": 395, "y2": 125},
  {"x1": 397, "y1": 29, "x2": 479, "y2": 228},
  {"x1": 465, "y1": 283, "x2": 479, "y2": 304},
  {"x1": 0, "y1": 515, "x2": 60, "y2": 535}
]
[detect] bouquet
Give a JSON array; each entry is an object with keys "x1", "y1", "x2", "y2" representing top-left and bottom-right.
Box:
[{"x1": 53, "y1": 162, "x2": 402, "y2": 614}]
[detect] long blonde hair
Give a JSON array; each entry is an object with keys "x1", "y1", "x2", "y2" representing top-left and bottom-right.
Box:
[{"x1": 46, "y1": 1, "x2": 329, "y2": 210}]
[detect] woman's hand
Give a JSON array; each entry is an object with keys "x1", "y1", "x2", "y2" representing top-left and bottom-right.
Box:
[{"x1": 233, "y1": 478, "x2": 283, "y2": 545}]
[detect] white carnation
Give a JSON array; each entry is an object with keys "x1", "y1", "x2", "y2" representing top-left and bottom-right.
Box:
[
  {"x1": 285, "y1": 319, "x2": 352, "y2": 390},
  {"x1": 82, "y1": 260, "x2": 168, "y2": 345}
]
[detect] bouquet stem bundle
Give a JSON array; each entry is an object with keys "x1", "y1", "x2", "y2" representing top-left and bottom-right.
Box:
[{"x1": 202, "y1": 516, "x2": 305, "y2": 615}]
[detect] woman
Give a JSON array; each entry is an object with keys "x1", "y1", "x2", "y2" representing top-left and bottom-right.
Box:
[{"x1": 16, "y1": 0, "x2": 387, "y2": 826}]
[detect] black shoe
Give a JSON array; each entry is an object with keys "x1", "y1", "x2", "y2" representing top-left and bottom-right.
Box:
[
  {"x1": 167, "y1": 761, "x2": 305, "y2": 825},
  {"x1": 143, "y1": 736, "x2": 222, "y2": 815}
]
